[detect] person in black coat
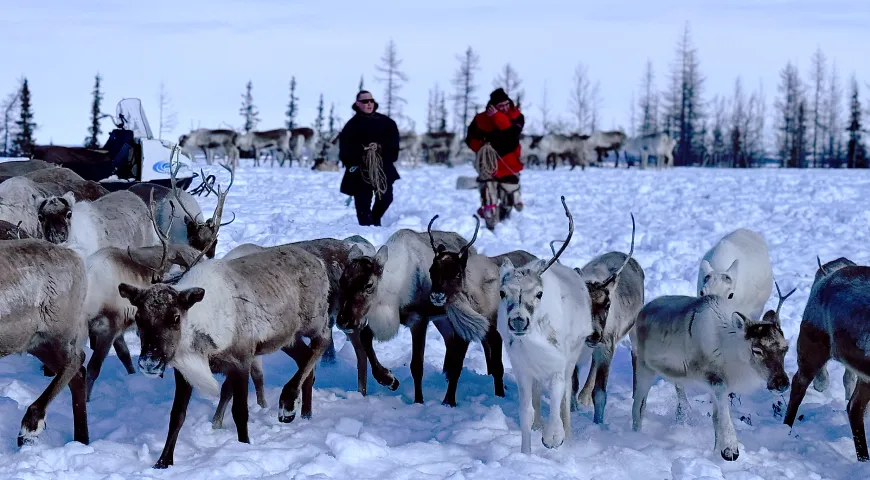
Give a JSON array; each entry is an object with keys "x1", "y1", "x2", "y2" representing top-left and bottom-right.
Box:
[{"x1": 338, "y1": 90, "x2": 401, "y2": 226}]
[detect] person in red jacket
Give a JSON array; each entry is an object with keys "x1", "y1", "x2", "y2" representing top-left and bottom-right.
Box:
[{"x1": 465, "y1": 88, "x2": 525, "y2": 227}]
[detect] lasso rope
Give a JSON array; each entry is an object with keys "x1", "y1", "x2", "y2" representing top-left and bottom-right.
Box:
[
  {"x1": 475, "y1": 142, "x2": 500, "y2": 180},
  {"x1": 362, "y1": 142, "x2": 388, "y2": 197}
]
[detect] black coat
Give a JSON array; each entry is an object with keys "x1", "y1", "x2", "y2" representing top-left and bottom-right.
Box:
[{"x1": 338, "y1": 112, "x2": 400, "y2": 196}]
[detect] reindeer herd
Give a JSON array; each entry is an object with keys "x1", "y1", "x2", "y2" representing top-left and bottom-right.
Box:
[
  {"x1": 177, "y1": 125, "x2": 677, "y2": 171},
  {"x1": 1, "y1": 158, "x2": 870, "y2": 470}
]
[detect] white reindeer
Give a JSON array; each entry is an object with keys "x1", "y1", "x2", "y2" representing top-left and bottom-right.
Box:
[
  {"x1": 698, "y1": 228, "x2": 773, "y2": 320},
  {"x1": 623, "y1": 132, "x2": 676, "y2": 169},
  {"x1": 498, "y1": 197, "x2": 634, "y2": 454},
  {"x1": 631, "y1": 285, "x2": 793, "y2": 461}
]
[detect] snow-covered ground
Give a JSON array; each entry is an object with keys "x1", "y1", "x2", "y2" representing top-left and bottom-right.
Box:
[{"x1": 2, "y1": 162, "x2": 869, "y2": 479}]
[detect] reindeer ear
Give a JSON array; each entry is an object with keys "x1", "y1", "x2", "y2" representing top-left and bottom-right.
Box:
[
  {"x1": 499, "y1": 258, "x2": 515, "y2": 281},
  {"x1": 347, "y1": 245, "x2": 365, "y2": 262},
  {"x1": 374, "y1": 245, "x2": 389, "y2": 270},
  {"x1": 179, "y1": 288, "x2": 205, "y2": 310},
  {"x1": 731, "y1": 311, "x2": 750, "y2": 331},
  {"x1": 700, "y1": 259, "x2": 713, "y2": 277},
  {"x1": 62, "y1": 191, "x2": 76, "y2": 206},
  {"x1": 726, "y1": 259, "x2": 739, "y2": 280},
  {"x1": 34, "y1": 195, "x2": 46, "y2": 210},
  {"x1": 762, "y1": 310, "x2": 778, "y2": 325},
  {"x1": 118, "y1": 283, "x2": 143, "y2": 304}
]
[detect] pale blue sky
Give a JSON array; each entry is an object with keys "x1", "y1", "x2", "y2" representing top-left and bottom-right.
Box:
[{"x1": 1, "y1": 0, "x2": 868, "y2": 146}]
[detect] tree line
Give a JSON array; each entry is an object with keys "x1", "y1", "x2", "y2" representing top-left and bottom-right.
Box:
[{"x1": 2, "y1": 23, "x2": 867, "y2": 168}]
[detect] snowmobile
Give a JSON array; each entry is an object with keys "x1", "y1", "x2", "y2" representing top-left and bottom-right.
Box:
[{"x1": 31, "y1": 98, "x2": 195, "y2": 190}]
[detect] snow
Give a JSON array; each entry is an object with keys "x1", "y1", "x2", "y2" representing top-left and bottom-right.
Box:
[{"x1": 2, "y1": 162, "x2": 870, "y2": 479}]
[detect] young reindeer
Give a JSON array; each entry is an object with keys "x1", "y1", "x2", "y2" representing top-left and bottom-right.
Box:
[
  {"x1": 336, "y1": 227, "x2": 477, "y2": 404},
  {"x1": 118, "y1": 240, "x2": 333, "y2": 469},
  {"x1": 1, "y1": 239, "x2": 90, "y2": 447},
  {"x1": 805, "y1": 256, "x2": 858, "y2": 396},
  {"x1": 783, "y1": 258, "x2": 870, "y2": 462},
  {"x1": 36, "y1": 189, "x2": 159, "y2": 258},
  {"x1": 497, "y1": 196, "x2": 606, "y2": 454},
  {"x1": 631, "y1": 282, "x2": 794, "y2": 461},
  {"x1": 427, "y1": 214, "x2": 538, "y2": 406}
]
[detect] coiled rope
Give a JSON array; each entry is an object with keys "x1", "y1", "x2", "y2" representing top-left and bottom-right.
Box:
[
  {"x1": 362, "y1": 142, "x2": 388, "y2": 198},
  {"x1": 475, "y1": 142, "x2": 500, "y2": 180}
]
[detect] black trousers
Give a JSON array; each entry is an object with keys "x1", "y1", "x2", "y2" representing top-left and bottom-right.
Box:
[{"x1": 353, "y1": 182, "x2": 393, "y2": 226}]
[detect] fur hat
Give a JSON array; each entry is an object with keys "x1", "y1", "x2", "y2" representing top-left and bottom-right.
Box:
[
  {"x1": 488, "y1": 88, "x2": 510, "y2": 106},
  {"x1": 352, "y1": 90, "x2": 379, "y2": 113}
]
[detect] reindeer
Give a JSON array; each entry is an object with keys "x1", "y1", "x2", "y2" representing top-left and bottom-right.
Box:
[
  {"x1": 586, "y1": 130, "x2": 627, "y2": 165},
  {"x1": 1, "y1": 239, "x2": 90, "y2": 447},
  {"x1": 623, "y1": 132, "x2": 676, "y2": 169},
  {"x1": 290, "y1": 127, "x2": 316, "y2": 165},
  {"x1": 419, "y1": 131, "x2": 458, "y2": 165},
  {"x1": 36, "y1": 190, "x2": 159, "y2": 258},
  {"x1": 698, "y1": 228, "x2": 773, "y2": 320},
  {"x1": 336, "y1": 227, "x2": 477, "y2": 404},
  {"x1": 805, "y1": 256, "x2": 858, "y2": 396},
  {"x1": 570, "y1": 242, "x2": 644, "y2": 424},
  {"x1": 631, "y1": 283, "x2": 793, "y2": 461},
  {"x1": 497, "y1": 196, "x2": 604, "y2": 453},
  {"x1": 0, "y1": 158, "x2": 56, "y2": 182},
  {"x1": 178, "y1": 129, "x2": 240, "y2": 167},
  {"x1": 118, "y1": 239, "x2": 333, "y2": 469},
  {"x1": 399, "y1": 131, "x2": 421, "y2": 166},
  {"x1": 25, "y1": 167, "x2": 109, "y2": 201},
  {"x1": 235, "y1": 128, "x2": 293, "y2": 166},
  {"x1": 783, "y1": 258, "x2": 870, "y2": 462},
  {"x1": 427, "y1": 214, "x2": 537, "y2": 406},
  {"x1": 128, "y1": 182, "x2": 203, "y2": 247}
]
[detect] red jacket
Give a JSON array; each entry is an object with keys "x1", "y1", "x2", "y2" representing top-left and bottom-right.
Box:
[{"x1": 465, "y1": 106, "x2": 525, "y2": 178}]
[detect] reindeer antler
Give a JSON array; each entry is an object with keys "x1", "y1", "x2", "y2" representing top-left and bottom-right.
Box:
[
  {"x1": 13, "y1": 221, "x2": 23, "y2": 240},
  {"x1": 774, "y1": 280, "x2": 797, "y2": 316},
  {"x1": 816, "y1": 255, "x2": 827, "y2": 276},
  {"x1": 459, "y1": 216, "x2": 480, "y2": 256},
  {"x1": 168, "y1": 147, "x2": 201, "y2": 224},
  {"x1": 128, "y1": 189, "x2": 176, "y2": 283},
  {"x1": 427, "y1": 214, "x2": 440, "y2": 253},
  {"x1": 600, "y1": 213, "x2": 637, "y2": 288},
  {"x1": 540, "y1": 196, "x2": 573, "y2": 274},
  {"x1": 183, "y1": 165, "x2": 235, "y2": 272}
]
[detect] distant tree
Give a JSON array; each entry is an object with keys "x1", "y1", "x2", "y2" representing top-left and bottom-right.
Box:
[
  {"x1": 437, "y1": 89, "x2": 448, "y2": 132},
  {"x1": 709, "y1": 95, "x2": 728, "y2": 166},
  {"x1": 825, "y1": 61, "x2": 844, "y2": 166},
  {"x1": 286, "y1": 76, "x2": 299, "y2": 129},
  {"x1": 538, "y1": 82, "x2": 552, "y2": 134},
  {"x1": 808, "y1": 46, "x2": 827, "y2": 167},
  {"x1": 375, "y1": 39, "x2": 408, "y2": 118},
  {"x1": 568, "y1": 62, "x2": 601, "y2": 132},
  {"x1": 745, "y1": 80, "x2": 767, "y2": 166},
  {"x1": 239, "y1": 80, "x2": 260, "y2": 133},
  {"x1": 11, "y1": 78, "x2": 36, "y2": 157},
  {"x1": 426, "y1": 86, "x2": 436, "y2": 133},
  {"x1": 729, "y1": 77, "x2": 746, "y2": 167},
  {"x1": 328, "y1": 102, "x2": 336, "y2": 138},
  {"x1": 493, "y1": 63, "x2": 524, "y2": 105},
  {"x1": 664, "y1": 22, "x2": 706, "y2": 165},
  {"x1": 358, "y1": 75, "x2": 364, "y2": 92},
  {"x1": 157, "y1": 81, "x2": 178, "y2": 141},
  {"x1": 775, "y1": 61, "x2": 806, "y2": 167},
  {"x1": 314, "y1": 94, "x2": 326, "y2": 158},
  {"x1": 0, "y1": 90, "x2": 19, "y2": 156},
  {"x1": 451, "y1": 46, "x2": 480, "y2": 131},
  {"x1": 629, "y1": 90, "x2": 636, "y2": 136},
  {"x1": 846, "y1": 75, "x2": 866, "y2": 168},
  {"x1": 85, "y1": 73, "x2": 103, "y2": 147},
  {"x1": 637, "y1": 59, "x2": 658, "y2": 137}
]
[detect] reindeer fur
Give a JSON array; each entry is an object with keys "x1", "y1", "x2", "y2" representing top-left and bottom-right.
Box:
[{"x1": 698, "y1": 228, "x2": 773, "y2": 320}]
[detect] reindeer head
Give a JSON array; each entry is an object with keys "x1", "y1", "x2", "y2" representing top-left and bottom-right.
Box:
[
  {"x1": 36, "y1": 192, "x2": 76, "y2": 243},
  {"x1": 336, "y1": 246, "x2": 389, "y2": 332},
  {"x1": 580, "y1": 215, "x2": 636, "y2": 347},
  {"x1": 741, "y1": 281, "x2": 793, "y2": 393},
  {"x1": 814, "y1": 255, "x2": 855, "y2": 284},
  {"x1": 173, "y1": 163, "x2": 235, "y2": 259},
  {"x1": 498, "y1": 196, "x2": 573, "y2": 336},
  {"x1": 699, "y1": 259, "x2": 738, "y2": 299},
  {"x1": 428, "y1": 215, "x2": 479, "y2": 307},
  {"x1": 118, "y1": 283, "x2": 205, "y2": 377}
]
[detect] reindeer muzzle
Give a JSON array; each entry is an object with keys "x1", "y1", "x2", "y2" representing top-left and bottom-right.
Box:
[
  {"x1": 138, "y1": 355, "x2": 166, "y2": 378},
  {"x1": 430, "y1": 292, "x2": 447, "y2": 307},
  {"x1": 768, "y1": 373, "x2": 790, "y2": 393},
  {"x1": 508, "y1": 316, "x2": 530, "y2": 336}
]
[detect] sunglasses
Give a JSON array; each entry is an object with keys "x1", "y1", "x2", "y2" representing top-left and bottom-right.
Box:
[{"x1": 357, "y1": 99, "x2": 375, "y2": 104}]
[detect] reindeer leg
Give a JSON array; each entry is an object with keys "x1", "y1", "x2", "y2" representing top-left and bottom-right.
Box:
[
  {"x1": 279, "y1": 334, "x2": 328, "y2": 423},
  {"x1": 360, "y1": 326, "x2": 398, "y2": 390},
  {"x1": 320, "y1": 335, "x2": 338, "y2": 365},
  {"x1": 711, "y1": 384, "x2": 739, "y2": 461},
  {"x1": 84, "y1": 320, "x2": 114, "y2": 402},
  {"x1": 812, "y1": 363, "x2": 830, "y2": 392},
  {"x1": 154, "y1": 369, "x2": 193, "y2": 469},
  {"x1": 784, "y1": 325, "x2": 830, "y2": 428},
  {"x1": 251, "y1": 357, "x2": 267, "y2": 408},
  {"x1": 542, "y1": 370, "x2": 567, "y2": 449},
  {"x1": 561, "y1": 365, "x2": 573, "y2": 443},
  {"x1": 347, "y1": 330, "x2": 369, "y2": 395},
  {"x1": 229, "y1": 367, "x2": 250, "y2": 443},
  {"x1": 21, "y1": 342, "x2": 88, "y2": 446},
  {"x1": 631, "y1": 360, "x2": 656, "y2": 432},
  {"x1": 483, "y1": 328, "x2": 505, "y2": 397},
  {"x1": 847, "y1": 379, "x2": 870, "y2": 461},
  {"x1": 675, "y1": 383, "x2": 689, "y2": 425},
  {"x1": 845, "y1": 369, "x2": 858, "y2": 405},
  {"x1": 113, "y1": 336, "x2": 136, "y2": 374},
  {"x1": 517, "y1": 372, "x2": 535, "y2": 454},
  {"x1": 590, "y1": 341, "x2": 615, "y2": 424},
  {"x1": 212, "y1": 376, "x2": 232, "y2": 429},
  {"x1": 409, "y1": 318, "x2": 429, "y2": 404},
  {"x1": 441, "y1": 336, "x2": 470, "y2": 407},
  {"x1": 577, "y1": 348, "x2": 599, "y2": 407}
]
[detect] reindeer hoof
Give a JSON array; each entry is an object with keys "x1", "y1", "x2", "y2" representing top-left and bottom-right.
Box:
[
  {"x1": 278, "y1": 407, "x2": 298, "y2": 423},
  {"x1": 257, "y1": 399, "x2": 268, "y2": 409},
  {"x1": 153, "y1": 459, "x2": 172, "y2": 469},
  {"x1": 212, "y1": 420, "x2": 224, "y2": 430},
  {"x1": 302, "y1": 411, "x2": 312, "y2": 420},
  {"x1": 387, "y1": 377, "x2": 399, "y2": 391},
  {"x1": 721, "y1": 447, "x2": 739, "y2": 461},
  {"x1": 441, "y1": 399, "x2": 457, "y2": 408}
]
